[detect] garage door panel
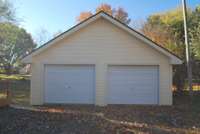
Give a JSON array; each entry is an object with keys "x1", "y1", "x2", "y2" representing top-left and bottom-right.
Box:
[
  {"x1": 45, "y1": 65, "x2": 94, "y2": 104},
  {"x1": 108, "y1": 66, "x2": 158, "y2": 104}
]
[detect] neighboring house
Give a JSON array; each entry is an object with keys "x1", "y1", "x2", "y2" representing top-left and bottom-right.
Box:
[{"x1": 22, "y1": 12, "x2": 182, "y2": 106}]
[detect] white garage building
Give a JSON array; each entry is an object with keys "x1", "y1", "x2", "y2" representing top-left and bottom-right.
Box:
[{"x1": 22, "y1": 12, "x2": 182, "y2": 106}]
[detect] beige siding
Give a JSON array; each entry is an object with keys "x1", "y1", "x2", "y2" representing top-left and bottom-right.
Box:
[{"x1": 31, "y1": 18, "x2": 172, "y2": 105}]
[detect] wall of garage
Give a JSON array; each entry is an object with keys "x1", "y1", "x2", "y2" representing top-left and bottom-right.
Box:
[{"x1": 30, "y1": 17, "x2": 172, "y2": 106}]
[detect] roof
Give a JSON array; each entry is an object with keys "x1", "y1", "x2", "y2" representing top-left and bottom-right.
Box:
[{"x1": 22, "y1": 11, "x2": 182, "y2": 64}]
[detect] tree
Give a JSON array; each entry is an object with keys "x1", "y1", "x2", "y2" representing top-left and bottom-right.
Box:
[
  {"x1": 0, "y1": 0, "x2": 16, "y2": 22},
  {"x1": 142, "y1": 23, "x2": 172, "y2": 46},
  {"x1": 142, "y1": 8, "x2": 187, "y2": 58},
  {"x1": 34, "y1": 28, "x2": 52, "y2": 46},
  {"x1": 76, "y1": 3, "x2": 131, "y2": 25},
  {"x1": 141, "y1": 8, "x2": 189, "y2": 91},
  {"x1": 141, "y1": 6, "x2": 200, "y2": 91},
  {"x1": 34, "y1": 28, "x2": 63, "y2": 47},
  {"x1": 76, "y1": 11, "x2": 93, "y2": 22},
  {"x1": 96, "y1": 3, "x2": 113, "y2": 15},
  {"x1": 114, "y1": 7, "x2": 131, "y2": 24},
  {"x1": 0, "y1": 23, "x2": 36, "y2": 73},
  {"x1": 189, "y1": 6, "x2": 200, "y2": 59},
  {"x1": 191, "y1": 22, "x2": 200, "y2": 59}
]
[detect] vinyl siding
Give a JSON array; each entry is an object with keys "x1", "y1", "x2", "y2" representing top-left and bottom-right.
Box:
[{"x1": 31, "y1": 18, "x2": 172, "y2": 105}]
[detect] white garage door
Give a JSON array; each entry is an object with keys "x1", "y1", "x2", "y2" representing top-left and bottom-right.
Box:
[
  {"x1": 44, "y1": 65, "x2": 95, "y2": 104},
  {"x1": 108, "y1": 66, "x2": 159, "y2": 104}
]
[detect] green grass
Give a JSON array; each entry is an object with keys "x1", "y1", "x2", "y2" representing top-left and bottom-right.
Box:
[
  {"x1": 0, "y1": 79, "x2": 30, "y2": 105},
  {"x1": 0, "y1": 74, "x2": 30, "y2": 80},
  {"x1": 0, "y1": 93, "x2": 6, "y2": 98},
  {"x1": 10, "y1": 88, "x2": 30, "y2": 105},
  {"x1": 0, "y1": 89, "x2": 29, "y2": 105},
  {"x1": 173, "y1": 91, "x2": 200, "y2": 113}
]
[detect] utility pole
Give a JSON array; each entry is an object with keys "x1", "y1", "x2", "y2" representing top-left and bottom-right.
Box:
[{"x1": 182, "y1": 0, "x2": 193, "y2": 96}]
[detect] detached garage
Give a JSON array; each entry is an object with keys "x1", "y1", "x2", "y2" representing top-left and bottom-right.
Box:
[{"x1": 22, "y1": 12, "x2": 182, "y2": 106}]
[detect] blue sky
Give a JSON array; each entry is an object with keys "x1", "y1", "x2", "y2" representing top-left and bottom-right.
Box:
[{"x1": 12, "y1": 0, "x2": 199, "y2": 41}]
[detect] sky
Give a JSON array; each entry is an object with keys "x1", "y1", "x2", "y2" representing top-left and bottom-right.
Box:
[{"x1": 11, "y1": 0, "x2": 200, "y2": 43}]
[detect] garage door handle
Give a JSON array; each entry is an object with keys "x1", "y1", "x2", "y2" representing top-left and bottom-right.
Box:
[{"x1": 65, "y1": 85, "x2": 71, "y2": 89}]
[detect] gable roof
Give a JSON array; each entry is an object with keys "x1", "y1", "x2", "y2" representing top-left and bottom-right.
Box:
[{"x1": 22, "y1": 11, "x2": 182, "y2": 64}]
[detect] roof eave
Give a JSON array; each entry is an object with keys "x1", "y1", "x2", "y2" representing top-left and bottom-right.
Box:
[
  {"x1": 170, "y1": 57, "x2": 183, "y2": 64},
  {"x1": 21, "y1": 56, "x2": 32, "y2": 63}
]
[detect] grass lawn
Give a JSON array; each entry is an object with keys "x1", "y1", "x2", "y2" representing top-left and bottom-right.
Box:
[
  {"x1": 10, "y1": 85, "x2": 29, "y2": 105},
  {"x1": 0, "y1": 74, "x2": 30, "y2": 105},
  {"x1": 0, "y1": 74, "x2": 30, "y2": 80},
  {"x1": 0, "y1": 77, "x2": 200, "y2": 134}
]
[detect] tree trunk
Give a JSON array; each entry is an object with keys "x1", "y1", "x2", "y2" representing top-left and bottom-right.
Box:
[{"x1": 3, "y1": 64, "x2": 12, "y2": 100}]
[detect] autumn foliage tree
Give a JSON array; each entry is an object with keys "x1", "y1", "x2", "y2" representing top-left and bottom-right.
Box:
[
  {"x1": 76, "y1": 11, "x2": 93, "y2": 22},
  {"x1": 96, "y1": 4, "x2": 113, "y2": 15},
  {"x1": 189, "y1": 6, "x2": 200, "y2": 59},
  {"x1": 142, "y1": 6, "x2": 200, "y2": 90},
  {"x1": 141, "y1": 8, "x2": 188, "y2": 91},
  {"x1": 142, "y1": 8, "x2": 186, "y2": 57},
  {"x1": 77, "y1": 3, "x2": 131, "y2": 25},
  {"x1": 114, "y1": 7, "x2": 131, "y2": 24}
]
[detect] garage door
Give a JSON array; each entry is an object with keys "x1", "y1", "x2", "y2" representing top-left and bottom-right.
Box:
[
  {"x1": 108, "y1": 66, "x2": 159, "y2": 104},
  {"x1": 44, "y1": 65, "x2": 95, "y2": 104}
]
